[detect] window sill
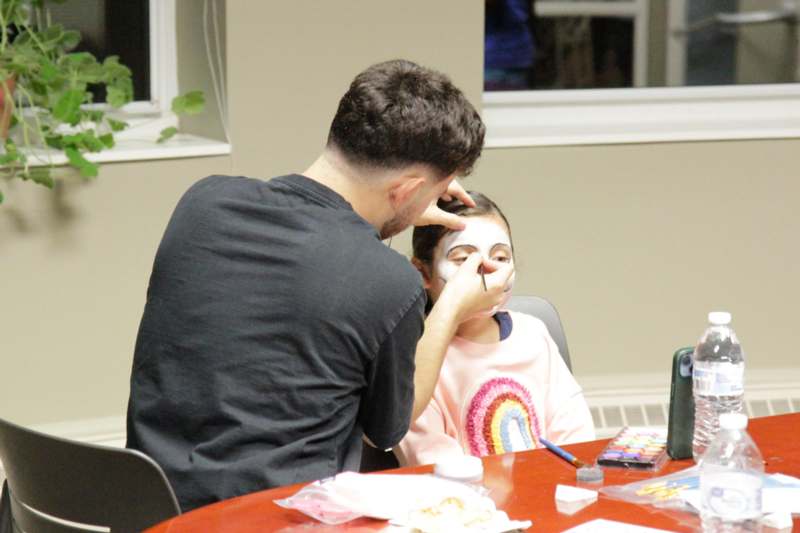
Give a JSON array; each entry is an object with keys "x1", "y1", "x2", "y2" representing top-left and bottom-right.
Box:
[
  {"x1": 21, "y1": 133, "x2": 231, "y2": 168},
  {"x1": 482, "y1": 84, "x2": 800, "y2": 148}
]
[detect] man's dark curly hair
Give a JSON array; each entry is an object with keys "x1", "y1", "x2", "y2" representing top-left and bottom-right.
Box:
[{"x1": 327, "y1": 59, "x2": 485, "y2": 179}]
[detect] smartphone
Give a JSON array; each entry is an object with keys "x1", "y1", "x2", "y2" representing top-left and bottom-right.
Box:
[{"x1": 667, "y1": 346, "x2": 695, "y2": 460}]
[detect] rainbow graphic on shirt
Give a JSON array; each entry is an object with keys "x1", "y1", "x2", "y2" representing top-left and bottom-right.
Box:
[{"x1": 465, "y1": 376, "x2": 541, "y2": 457}]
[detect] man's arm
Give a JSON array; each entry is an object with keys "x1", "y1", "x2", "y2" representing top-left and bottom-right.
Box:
[{"x1": 411, "y1": 253, "x2": 514, "y2": 420}]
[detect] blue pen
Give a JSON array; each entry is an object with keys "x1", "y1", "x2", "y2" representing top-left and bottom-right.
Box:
[{"x1": 539, "y1": 437, "x2": 586, "y2": 468}]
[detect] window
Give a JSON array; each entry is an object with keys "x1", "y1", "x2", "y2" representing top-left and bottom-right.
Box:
[
  {"x1": 48, "y1": 0, "x2": 151, "y2": 103},
  {"x1": 483, "y1": 0, "x2": 800, "y2": 147},
  {"x1": 26, "y1": 0, "x2": 229, "y2": 164}
]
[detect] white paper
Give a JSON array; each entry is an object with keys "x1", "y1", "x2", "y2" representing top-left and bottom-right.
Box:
[
  {"x1": 561, "y1": 518, "x2": 677, "y2": 532},
  {"x1": 555, "y1": 484, "x2": 598, "y2": 515},
  {"x1": 556, "y1": 484, "x2": 598, "y2": 504}
]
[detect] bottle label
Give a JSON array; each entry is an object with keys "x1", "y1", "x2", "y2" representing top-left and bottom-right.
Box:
[
  {"x1": 702, "y1": 471, "x2": 762, "y2": 520},
  {"x1": 693, "y1": 362, "x2": 744, "y2": 396}
]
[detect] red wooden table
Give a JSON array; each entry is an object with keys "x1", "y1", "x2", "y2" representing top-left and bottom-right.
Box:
[{"x1": 147, "y1": 413, "x2": 800, "y2": 532}]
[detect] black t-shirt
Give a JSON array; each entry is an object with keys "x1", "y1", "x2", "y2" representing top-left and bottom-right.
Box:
[{"x1": 126, "y1": 174, "x2": 424, "y2": 512}]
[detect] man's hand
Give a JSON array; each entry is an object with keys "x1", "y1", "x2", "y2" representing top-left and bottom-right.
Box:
[
  {"x1": 436, "y1": 253, "x2": 514, "y2": 324},
  {"x1": 413, "y1": 180, "x2": 475, "y2": 230},
  {"x1": 410, "y1": 253, "x2": 514, "y2": 420}
]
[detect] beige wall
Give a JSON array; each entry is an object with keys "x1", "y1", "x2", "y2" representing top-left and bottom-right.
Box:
[
  {"x1": 468, "y1": 140, "x2": 800, "y2": 376},
  {"x1": 2, "y1": 157, "x2": 231, "y2": 425},
  {"x1": 225, "y1": 1, "x2": 483, "y2": 177},
  {"x1": 2, "y1": 0, "x2": 798, "y2": 427},
  {"x1": 176, "y1": 0, "x2": 227, "y2": 141}
]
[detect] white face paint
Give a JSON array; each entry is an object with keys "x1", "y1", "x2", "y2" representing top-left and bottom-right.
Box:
[{"x1": 432, "y1": 216, "x2": 516, "y2": 316}]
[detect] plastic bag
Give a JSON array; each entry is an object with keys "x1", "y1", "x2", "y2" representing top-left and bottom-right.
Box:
[
  {"x1": 600, "y1": 466, "x2": 700, "y2": 511},
  {"x1": 274, "y1": 480, "x2": 363, "y2": 525},
  {"x1": 274, "y1": 471, "x2": 522, "y2": 529}
]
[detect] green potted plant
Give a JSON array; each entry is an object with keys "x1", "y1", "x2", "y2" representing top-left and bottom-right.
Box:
[{"x1": 0, "y1": 0, "x2": 204, "y2": 204}]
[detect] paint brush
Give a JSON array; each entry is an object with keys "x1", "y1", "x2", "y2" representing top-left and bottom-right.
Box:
[
  {"x1": 478, "y1": 264, "x2": 487, "y2": 291},
  {"x1": 539, "y1": 438, "x2": 586, "y2": 468}
]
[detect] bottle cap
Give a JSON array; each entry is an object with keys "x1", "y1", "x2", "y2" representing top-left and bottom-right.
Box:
[
  {"x1": 719, "y1": 412, "x2": 748, "y2": 430},
  {"x1": 708, "y1": 311, "x2": 732, "y2": 325},
  {"x1": 433, "y1": 455, "x2": 483, "y2": 483}
]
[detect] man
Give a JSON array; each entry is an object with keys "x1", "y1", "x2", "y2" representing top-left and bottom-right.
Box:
[{"x1": 126, "y1": 59, "x2": 513, "y2": 511}]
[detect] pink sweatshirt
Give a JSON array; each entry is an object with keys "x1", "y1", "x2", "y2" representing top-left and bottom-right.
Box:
[{"x1": 395, "y1": 311, "x2": 595, "y2": 467}]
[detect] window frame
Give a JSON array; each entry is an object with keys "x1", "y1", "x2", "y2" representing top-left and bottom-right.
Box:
[
  {"x1": 116, "y1": 0, "x2": 178, "y2": 117},
  {"x1": 483, "y1": 0, "x2": 800, "y2": 148}
]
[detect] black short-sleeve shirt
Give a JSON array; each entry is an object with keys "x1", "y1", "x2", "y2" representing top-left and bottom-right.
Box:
[{"x1": 126, "y1": 174, "x2": 424, "y2": 512}]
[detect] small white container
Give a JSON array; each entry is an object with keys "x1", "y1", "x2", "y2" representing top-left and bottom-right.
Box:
[{"x1": 433, "y1": 455, "x2": 484, "y2": 484}]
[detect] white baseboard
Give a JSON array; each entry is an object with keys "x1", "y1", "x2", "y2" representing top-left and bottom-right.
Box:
[
  {"x1": 581, "y1": 367, "x2": 800, "y2": 438},
  {"x1": 29, "y1": 416, "x2": 127, "y2": 449}
]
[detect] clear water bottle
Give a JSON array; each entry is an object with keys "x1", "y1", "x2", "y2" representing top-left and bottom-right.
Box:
[
  {"x1": 692, "y1": 311, "x2": 745, "y2": 460},
  {"x1": 699, "y1": 413, "x2": 763, "y2": 532}
]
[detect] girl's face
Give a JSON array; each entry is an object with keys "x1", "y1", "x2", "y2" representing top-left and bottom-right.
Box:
[{"x1": 424, "y1": 214, "x2": 516, "y2": 314}]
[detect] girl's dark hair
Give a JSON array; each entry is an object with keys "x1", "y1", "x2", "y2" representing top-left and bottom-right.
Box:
[
  {"x1": 412, "y1": 191, "x2": 512, "y2": 267},
  {"x1": 327, "y1": 59, "x2": 485, "y2": 179}
]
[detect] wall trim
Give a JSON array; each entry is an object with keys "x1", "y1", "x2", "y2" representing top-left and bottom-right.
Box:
[{"x1": 483, "y1": 84, "x2": 800, "y2": 147}]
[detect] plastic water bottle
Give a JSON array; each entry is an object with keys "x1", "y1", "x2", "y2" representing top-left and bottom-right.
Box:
[
  {"x1": 692, "y1": 311, "x2": 745, "y2": 460},
  {"x1": 699, "y1": 413, "x2": 763, "y2": 532}
]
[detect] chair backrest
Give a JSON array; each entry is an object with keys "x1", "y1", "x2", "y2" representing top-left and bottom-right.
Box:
[
  {"x1": 0, "y1": 416, "x2": 180, "y2": 533},
  {"x1": 505, "y1": 295, "x2": 572, "y2": 371}
]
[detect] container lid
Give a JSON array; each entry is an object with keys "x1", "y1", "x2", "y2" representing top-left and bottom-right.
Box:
[
  {"x1": 719, "y1": 412, "x2": 748, "y2": 430},
  {"x1": 708, "y1": 311, "x2": 732, "y2": 325},
  {"x1": 433, "y1": 455, "x2": 484, "y2": 483}
]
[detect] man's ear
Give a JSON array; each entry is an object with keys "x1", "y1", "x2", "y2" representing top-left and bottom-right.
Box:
[
  {"x1": 411, "y1": 257, "x2": 433, "y2": 289},
  {"x1": 388, "y1": 175, "x2": 426, "y2": 211}
]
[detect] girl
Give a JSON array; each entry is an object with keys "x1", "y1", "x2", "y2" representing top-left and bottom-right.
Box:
[{"x1": 395, "y1": 192, "x2": 595, "y2": 466}]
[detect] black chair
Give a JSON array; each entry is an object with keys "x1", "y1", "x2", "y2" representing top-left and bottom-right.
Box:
[
  {"x1": 359, "y1": 295, "x2": 573, "y2": 472},
  {"x1": 0, "y1": 416, "x2": 180, "y2": 533}
]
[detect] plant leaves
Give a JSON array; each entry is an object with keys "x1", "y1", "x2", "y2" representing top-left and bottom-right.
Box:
[
  {"x1": 106, "y1": 80, "x2": 133, "y2": 108},
  {"x1": 65, "y1": 146, "x2": 98, "y2": 178},
  {"x1": 102, "y1": 56, "x2": 132, "y2": 80},
  {"x1": 0, "y1": 139, "x2": 20, "y2": 165},
  {"x1": 107, "y1": 118, "x2": 128, "y2": 132},
  {"x1": 39, "y1": 60, "x2": 60, "y2": 85},
  {"x1": 0, "y1": 188, "x2": 4, "y2": 204},
  {"x1": 157, "y1": 126, "x2": 178, "y2": 143},
  {"x1": 45, "y1": 135, "x2": 64, "y2": 149},
  {"x1": 23, "y1": 167, "x2": 55, "y2": 189},
  {"x1": 86, "y1": 110, "x2": 105, "y2": 123},
  {"x1": 171, "y1": 91, "x2": 205, "y2": 116},
  {"x1": 99, "y1": 133, "x2": 114, "y2": 149},
  {"x1": 62, "y1": 52, "x2": 96, "y2": 68},
  {"x1": 53, "y1": 89, "x2": 84, "y2": 125},
  {"x1": 61, "y1": 30, "x2": 81, "y2": 50}
]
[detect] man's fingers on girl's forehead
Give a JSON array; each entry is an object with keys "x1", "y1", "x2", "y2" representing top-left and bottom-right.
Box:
[
  {"x1": 440, "y1": 212, "x2": 466, "y2": 230},
  {"x1": 447, "y1": 181, "x2": 475, "y2": 207}
]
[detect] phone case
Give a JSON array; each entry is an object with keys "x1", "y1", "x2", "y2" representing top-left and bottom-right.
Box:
[
  {"x1": 596, "y1": 426, "x2": 668, "y2": 471},
  {"x1": 667, "y1": 346, "x2": 695, "y2": 460}
]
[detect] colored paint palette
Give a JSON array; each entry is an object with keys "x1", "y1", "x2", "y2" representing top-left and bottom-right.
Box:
[{"x1": 596, "y1": 426, "x2": 668, "y2": 471}]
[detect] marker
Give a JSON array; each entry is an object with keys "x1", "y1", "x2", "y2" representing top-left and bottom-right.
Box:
[{"x1": 539, "y1": 438, "x2": 586, "y2": 468}]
